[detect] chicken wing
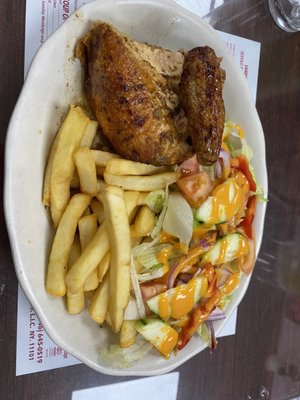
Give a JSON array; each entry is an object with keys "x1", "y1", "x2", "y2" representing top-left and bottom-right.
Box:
[{"x1": 179, "y1": 46, "x2": 226, "y2": 165}]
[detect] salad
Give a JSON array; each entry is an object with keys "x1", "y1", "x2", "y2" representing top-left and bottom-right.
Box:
[{"x1": 101, "y1": 120, "x2": 264, "y2": 367}]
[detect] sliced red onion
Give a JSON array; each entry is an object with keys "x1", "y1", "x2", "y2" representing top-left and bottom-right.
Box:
[
  {"x1": 215, "y1": 159, "x2": 223, "y2": 178},
  {"x1": 207, "y1": 307, "x2": 226, "y2": 322},
  {"x1": 206, "y1": 320, "x2": 218, "y2": 351},
  {"x1": 215, "y1": 148, "x2": 231, "y2": 179},
  {"x1": 219, "y1": 148, "x2": 230, "y2": 170}
]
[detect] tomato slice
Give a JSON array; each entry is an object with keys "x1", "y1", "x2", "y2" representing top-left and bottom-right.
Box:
[
  {"x1": 177, "y1": 172, "x2": 213, "y2": 208},
  {"x1": 239, "y1": 195, "x2": 256, "y2": 239},
  {"x1": 230, "y1": 155, "x2": 256, "y2": 192}
]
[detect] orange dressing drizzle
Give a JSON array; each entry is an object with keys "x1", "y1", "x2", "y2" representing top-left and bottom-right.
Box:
[
  {"x1": 220, "y1": 274, "x2": 240, "y2": 295},
  {"x1": 159, "y1": 326, "x2": 178, "y2": 356},
  {"x1": 206, "y1": 178, "x2": 243, "y2": 225},
  {"x1": 158, "y1": 278, "x2": 207, "y2": 321},
  {"x1": 156, "y1": 247, "x2": 172, "y2": 274}
]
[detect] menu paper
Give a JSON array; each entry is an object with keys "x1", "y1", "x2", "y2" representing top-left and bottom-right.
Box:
[
  {"x1": 17, "y1": 0, "x2": 261, "y2": 376},
  {"x1": 71, "y1": 373, "x2": 179, "y2": 400}
]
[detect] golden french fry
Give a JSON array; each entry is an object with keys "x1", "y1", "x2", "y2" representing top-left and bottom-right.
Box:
[
  {"x1": 78, "y1": 213, "x2": 99, "y2": 291},
  {"x1": 67, "y1": 289, "x2": 85, "y2": 315},
  {"x1": 106, "y1": 158, "x2": 169, "y2": 176},
  {"x1": 130, "y1": 205, "x2": 156, "y2": 238},
  {"x1": 105, "y1": 310, "x2": 112, "y2": 328},
  {"x1": 124, "y1": 191, "x2": 140, "y2": 219},
  {"x1": 104, "y1": 172, "x2": 178, "y2": 191},
  {"x1": 67, "y1": 234, "x2": 81, "y2": 268},
  {"x1": 50, "y1": 105, "x2": 90, "y2": 228},
  {"x1": 120, "y1": 320, "x2": 137, "y2": 348},
  {"x1": 137, "y1": 192, "x2": 148, "y2": 205},
  {"x1": 46, "y1": 193, "x2": 91, "y2": 297},
  {"x1": 88, "y1": 273, "x2": 109, "y2": 324},
  {"x1": 80, "y1": 120, "x2": 98, "y2": 148},
  {"x1": 97, "y1": 251, "x2": 110, "y2": 282},
  {"x1": 65, "y1": 223, "x2": 110, "y2": 294},
  {"x1": 66, "y1": 234, "x2": 84, "y2": 314},
  {"x1": 89, "y1": 198, "x2": 105, "y2": 224},
  {"x1": 91, "y1": 149, "x2": 120, "y2": 167},
  {"x1": 74, "y1": 147, "x2": 98, "y2": 196},
  {"x1": 42, "y1": 131, "x2": 61, "y2": 207},
  {"x1": 102, "y1": 185, "x2": 131, "y2": 333},
  {"x1": 78, "y1": 214, "x2": 98, "y2": 250}
]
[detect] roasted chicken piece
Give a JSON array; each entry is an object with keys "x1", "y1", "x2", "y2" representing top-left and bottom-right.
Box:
[
  {"x1": 77, "y1": 22, "x2": 192, "y2": 166},
  {"x1": 77, "y1": 22, "x2": 225, "y2": 166},
  {"x1": 179, "y1": 46, "x2": 226, "y2": 165}
]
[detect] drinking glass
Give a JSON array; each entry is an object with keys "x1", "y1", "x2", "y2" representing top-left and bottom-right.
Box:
[{"x1": 269, "y1": 0, "x2": 300, "y2": 32}]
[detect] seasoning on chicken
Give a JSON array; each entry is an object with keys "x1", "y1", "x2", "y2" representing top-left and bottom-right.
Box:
[
  {"x1": 76, "y1": 22, "x2": 193, "y2": 166},
  {"x1": 179, "y1": 46, "x2": 226, "y2": 165}
]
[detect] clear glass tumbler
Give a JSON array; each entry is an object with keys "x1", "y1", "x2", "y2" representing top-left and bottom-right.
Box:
[{"x1": 269, "y1": 0, "x2": 300, "y2": 32}]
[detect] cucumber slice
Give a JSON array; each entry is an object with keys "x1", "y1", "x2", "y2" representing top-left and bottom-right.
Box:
[
  {"x1": 147, "y1": 276, "x2": 208, "y2": 320},
  {"x1": 135, "y1": 318, "x2": 178, "y2": 356},
  {"x1": 196, "y1": 178, "x2": 242, "y2": 224},
  {"x1": 201, "y1": 233, "x2": 249, "y2": 266}
]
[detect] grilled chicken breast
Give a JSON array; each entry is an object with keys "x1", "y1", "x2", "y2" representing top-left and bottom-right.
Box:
[{"x1": 77, "y1": 22, "x2": 192, "y2": 166}]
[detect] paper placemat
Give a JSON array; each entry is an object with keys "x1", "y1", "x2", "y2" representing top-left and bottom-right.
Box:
[{"x1": 16, "y1": 0, "x2": 260, "y2": 376}]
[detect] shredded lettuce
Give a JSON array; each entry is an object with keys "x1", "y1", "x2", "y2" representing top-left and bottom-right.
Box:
[
  {"x1": 100, "y1": 335, "x2": 153, "y2": 369},
  {"x1": 136, "y1": 243, "x2": 172, "y2": 270},
  {"x1": 150, "y1": 185, "x2": 169, "y2": 239},
  {"x1": 130, "y1": 256, "x2": 146, "y2": 319}
]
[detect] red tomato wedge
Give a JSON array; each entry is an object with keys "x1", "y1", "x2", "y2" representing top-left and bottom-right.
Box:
[
  {"x1": 239, "y1": 195, "x2": 256, "y2": 239},
  {"x1": 230, "y1": 155, "x2": 256, "y2": 192},
  {"x1": 177, "y1": 172, "x2": 213, "y2": 208}
]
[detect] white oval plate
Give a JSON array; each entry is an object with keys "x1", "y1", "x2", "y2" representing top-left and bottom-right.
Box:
[{"x1": 4, "y1": 0, "x2": 267, "y2": 376}]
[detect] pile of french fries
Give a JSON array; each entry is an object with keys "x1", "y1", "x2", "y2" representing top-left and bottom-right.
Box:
[{"x1": 43, "y1": 104, "x2": 178, "y2": 347}]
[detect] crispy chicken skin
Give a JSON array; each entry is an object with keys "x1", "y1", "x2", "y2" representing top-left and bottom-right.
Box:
[
  {"x1": 179, "y1": 46, "x2": 226, "y2": 165},
  {"x1": 77, "y1": 22, "x2": 193, "y2": 166}
]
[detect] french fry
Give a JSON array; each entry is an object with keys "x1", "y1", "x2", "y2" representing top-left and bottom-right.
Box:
[
  {"x1": 120, "y1": 320, "x2": 137, "y2": 348},
  {"x1": 78, "y1": 214, "x2": 98, "y2": 250},
  {"x1": 91, "y1": 149, "x2": 120, "y2": 167},
  {"x1": 89, "y1": 198, "x2": 105, "y2": 224},
  {"x1": 67, "y1": 289, "x2": 85, "y2": 315},
  {"x1": 67, "y1": 234, "x2": 81, "y2": 268},
  {"x1": 124, "y1": 191, "x2": 140, "y2": 220},
  {"x1": 78, "y1": 214, "x2": 99, "y2": 291},
  {"x1": 103, "y1": 171, "x2": 178, "y2": 191},
  {"x1": 130, "y1": 205, "x2": 156, "y2": 238},
  {"x1": 65, "y1": 223, "x2": 110, "y2": 294},
  {"x1": 88, "y1": 273, "x2": 109, "y2": 324},
  {"x1": 102, "y1": 185, "x2": 131, "y2": 333},
  {"x1": 97, "y1": 251, "x2": 110, "y2": 282},
  {"x1": 42, "y1": 131, "x2": 61, "y2": 207},
  {"x1": 46, "y1": 193, "x2": 91, "y2": 297},
  {"x1": 106, "y1": 158, "x2": 168, "y2": 176},
  {"x1": 50, "y1": 105, "x2": 90, "y2": 228},
  {"x1": 74, "y1": 147, "x2": 98, "y2": 196},
  {"x1": 66, "y1": 234, "x2": 84, "y2": 314},
  {"x1": 80, "y1": 120, "x2": 98, "y2": 148}
]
